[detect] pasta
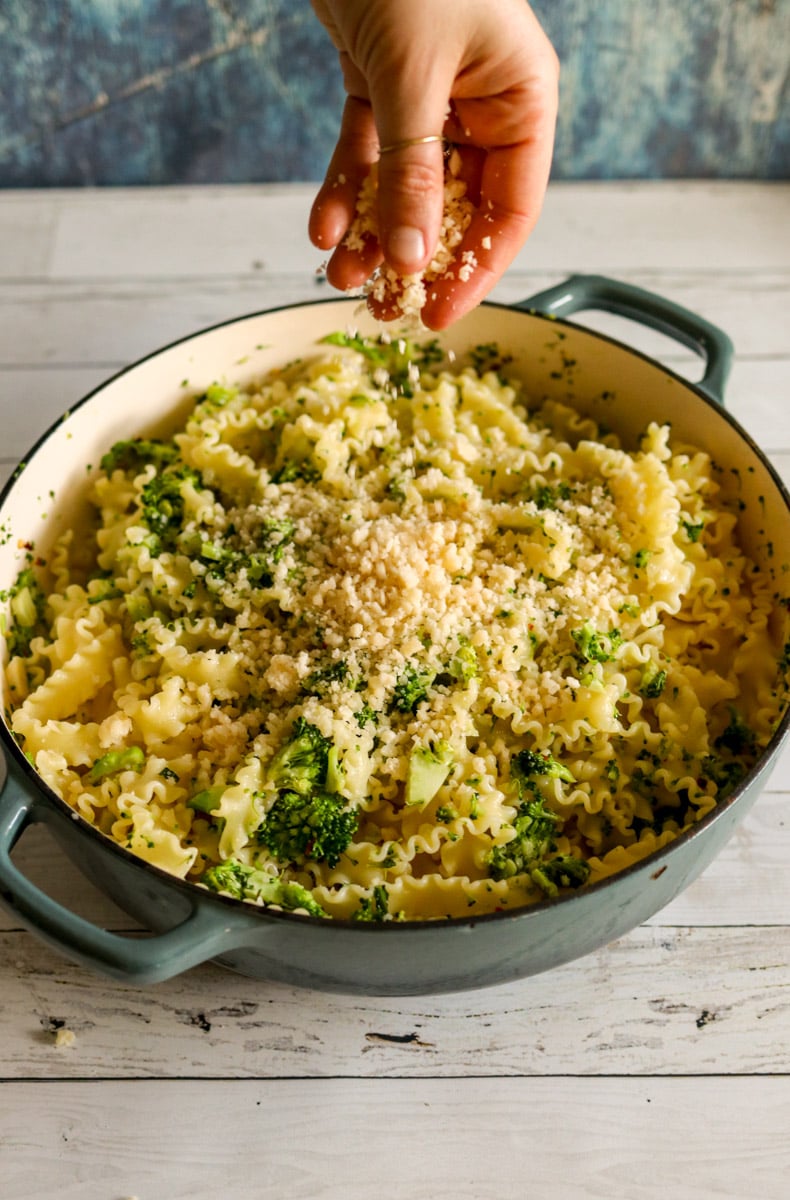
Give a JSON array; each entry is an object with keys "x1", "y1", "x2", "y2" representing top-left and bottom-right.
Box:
[{"x1": 3, "y1": 332, "x2": 788, "y2": 921}]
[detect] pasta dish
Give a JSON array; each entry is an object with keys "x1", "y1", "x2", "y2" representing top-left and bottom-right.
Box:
[{"x1": 3, "y1": 333, "x2": 788, "y2": 920}]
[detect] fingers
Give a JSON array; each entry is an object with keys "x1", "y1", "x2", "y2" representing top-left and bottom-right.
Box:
[{"x1": 422, "y1": 94, "x2": 557, "y2": 330}]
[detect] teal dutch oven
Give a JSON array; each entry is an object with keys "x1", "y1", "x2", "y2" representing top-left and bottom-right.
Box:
[{"x1": 1, "y1": 275, "x2": 788, "y2": 994}]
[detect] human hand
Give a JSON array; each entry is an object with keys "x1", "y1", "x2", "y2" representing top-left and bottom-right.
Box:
[{"x1": 308, "y1": 0, "x2": 559, "y2": 329}]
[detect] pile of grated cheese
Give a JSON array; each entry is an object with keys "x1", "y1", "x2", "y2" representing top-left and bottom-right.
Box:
[{"x1": 344, "y1": 149, "x2": 476, "y2": 322}]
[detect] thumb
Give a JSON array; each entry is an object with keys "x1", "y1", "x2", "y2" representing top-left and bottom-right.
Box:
[{"x1": 367, "y1": 66, "x2": 454, "y2": 276}]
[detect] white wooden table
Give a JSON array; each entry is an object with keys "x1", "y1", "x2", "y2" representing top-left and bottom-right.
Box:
[{"x1": 1, "y1": 182, "x2": 789, "y2": 1200}]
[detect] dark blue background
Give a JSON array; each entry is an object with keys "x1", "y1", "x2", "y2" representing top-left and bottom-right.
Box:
[{"x1": 1, "y1": 0, "x2": 788, "y2": 187}]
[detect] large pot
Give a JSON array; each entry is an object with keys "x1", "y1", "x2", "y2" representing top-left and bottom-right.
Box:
[{"x1": 0, "y1": 275, "x2": 787, "y2": 995}]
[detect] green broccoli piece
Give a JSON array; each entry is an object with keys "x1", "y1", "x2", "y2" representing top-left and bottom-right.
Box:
[
  {"x1": 639, "y1": 661, "x2": 667, "y2": 699},
  {"x1": 715, "y1": 707, "x2": 756, "y2": 756},
  {"x1": 188, "y1": 785, "x2": 226, "y2": 815},
  {"x1": 266, "y1": 717, "x2": 331, "y2": 796},
  {"x1": 533, "y1": 481, "x2": 572, "y2": 510},
  {"x1": 392, "y1": 662, "x2": 436, "y2": 713},
  {"x1": 512, "y1": 747, "x2": 575, "y2": 788},
  {"x1": 682, "y1": 520, "x2": 704, "y2": 543},
  {"x1": 571, "y1": 621, "x2": 623, "y2": 664},
  {"x1": 260, "y1": 718, "x2": 358, "y2": 866},
  {"x1": 4, "y1": 566, "x2": 48, "y2": 657},
  {"x1": 530, "y1": 854, "x2": 591, "y2": 897},
  {"x1": 353, "y1": 884, "x2": 392, "y2": 922},
  {"x1": 200, "y1": 857, "x2": 250, "y2": 899},
  {"x1": 701, "y1": 755, "x2": 746, "y2": 797},
  {"x1": 302, "y1": 659, "x2": 350, "y2": 696},
  {"x1": 449, "y1": 639, "x2": 479, "y2": 684},
  {"x1": 405, "y1": 739, "x2": 454, "y2": 807},
  {"x1": 87, "y1": 746, "x2": 145, "y2": 784},
  {"x1": 487, "y1": 798, "x2": 559, "y2": 881},
  {"x1": 258, "y1": 788, "x2": 358, "y2": 867},
  {"x1": 201, "y1": 858, "x2": 327, "y2": 916},
  {"x1": 354, "y1": 702, "x2": 378, "y2": 729},
  {"x1": 140, "y1": 465, "x2": 203, "y2": 552},
  {"x1": 100, "y1": 438, "x2": 179, "y2": 475},
  {"x1": 271, "y1": 459, "x2": 320, "y2": 484},
  {"x1": 632, "y1": 548, "x2": 652, "y2": 569}
]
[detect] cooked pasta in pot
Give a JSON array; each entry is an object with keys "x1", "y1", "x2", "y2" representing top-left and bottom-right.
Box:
[{"x1": 4, "y1": 334, "x2": 788, "y2": 920}]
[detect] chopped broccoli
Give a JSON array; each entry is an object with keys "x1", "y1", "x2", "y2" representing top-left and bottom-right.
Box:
[
  {"x1": 449, "y1": 639, "x2": 479, "y2": 684},
  {"x1": 100, "y1": 438, "x2": 179, "y2": 474},
  {"x1": 392, "y1": 662, "x2": 435, "y2": 713},
  {"x1": 271, "y1": 458, "x2": 320, "y2": 484},
  {"x1": 4, "y1": 566, "x2": 48, "y2": 657},
  {"x1": 258, "y1": 788, "x2": 357, "y2": 867},
  {"x1": 512, "y1": 747, "x2": 575, "y2": 788},
  {"x1": 266, "y1": 717, "x2": 331, "y2": 796},
  {"x1": 715, "y1": 707, "x2": 756, "y2": 756},
  {"x1": 639, "y1": 661, "x2": 667, "y2": 699},
  {"x1": 487, "y1": 795, "x2": 589, "y2": 894},
  {"x1": 533, "y1": 481, "x2": 572, "y2": 510},
  {"x1": 87, "y1": 746, "x2": 145, "y2": 784},
  {"x1": 702, "y1": 754, "x2": 746, "y2": 796},
  {"x1": 530, "y1": 854, "x2": 591, "y2": 897},
  {"x1": 354, "y1": 702, "x2": 378, "y2": 729},
  {"x1": 405, "y1": 739, "x2": 454, "y2": 807},
  {"x1": 201, "y1": 858, "x2": 327, "y2": 916},
  {"x1": 571, "y1": 621, "x2": 623, "y2": 664},
  {"x1": 487, "y1": 797, "x2": 559, "y2": 881},
  {"x1": 140, "y1": 465, "x2": 203, "y2": 552},
  {"x1": 352, "y1": 884, "x2": 392, "y2": 922},
  {"x1": 260, "y1": 718, "x2": 358, "y2": 865},
  {"x1": 682, "y1": 520, "x2": 704, "y2": 543},
  {"x1": 188, "y1": 785, "x2": 226, "y2": 815},
  {"x1": 632, "y1": 548, "x2": 652, "y2": 568},
  {"x1": 303, "y1": 659, "x2": 350, "y2": 695}
]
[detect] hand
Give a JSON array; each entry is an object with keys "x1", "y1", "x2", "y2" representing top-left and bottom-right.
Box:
[{"x1": 308, "y1": 0, "x2": 559, "y2": 329}]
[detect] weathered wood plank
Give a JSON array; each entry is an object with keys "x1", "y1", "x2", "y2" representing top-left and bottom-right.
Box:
[
  {"x1": 2, "y1": 1077, "x2": 790, "y2": 1200},
  {"x1": 33, "y1": 183, "x2": 790, "y2": 277},
  {"x1": 0, "y1": 924, "x2": 788, "y2": 1080}
]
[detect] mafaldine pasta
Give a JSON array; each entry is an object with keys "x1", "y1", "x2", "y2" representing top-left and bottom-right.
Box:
[{"x1": 4, "y1": 334, "x2": 788, "y2": 920}]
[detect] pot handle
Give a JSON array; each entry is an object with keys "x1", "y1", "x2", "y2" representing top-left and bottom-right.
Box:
[
  {"x1": 519, "y1": 274, "x2": 733, "y2": 405},
  {"x1": 0, "y1": 767, "x2": 258, "y2": 984}
]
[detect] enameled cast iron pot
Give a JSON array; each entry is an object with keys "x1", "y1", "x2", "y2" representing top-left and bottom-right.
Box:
[{"x1": 1, "y1": 275, "x2": 788, "y2": 995}]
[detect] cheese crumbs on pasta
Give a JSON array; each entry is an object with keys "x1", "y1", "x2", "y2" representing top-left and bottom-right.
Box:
[{"x1": 4, "y1": 334, "x2": 788, "y2": 921}]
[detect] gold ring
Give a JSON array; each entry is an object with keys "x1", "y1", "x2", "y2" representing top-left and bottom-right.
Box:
[{"x1": 378, "y1": 134, "x2": 444, "y2": 156}]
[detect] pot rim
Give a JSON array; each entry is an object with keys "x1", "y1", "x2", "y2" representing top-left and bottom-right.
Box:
[{"x1": 2, "y1": 295, "x2": 789, "y2": 933}]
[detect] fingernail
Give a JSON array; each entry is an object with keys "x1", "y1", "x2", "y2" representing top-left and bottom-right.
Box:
[{"x1": 388, "y1": 225, "x2": 426, "y2": 268}]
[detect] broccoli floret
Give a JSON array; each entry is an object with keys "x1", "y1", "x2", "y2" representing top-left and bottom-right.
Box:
[
  {"x1": 200, "y1": 858, "x2": 328, "y2": 916},
  {"x1": 200, "y1": 858, "x2": 249, "y2": 899},
  {"x1": 632, "y1": 548, "x2": 652, "y2": 569},
  {"x1": 3, "y1": 566, "x2": 48, "y2": 657},
  {"x1": 530, "y1": 854, "x2": 591, "y2": 897},
  {"x1": 260, "y1": 718, "x2": 358, "y2": 866},
  {"x1": 487, "y1": 798, "x2": 559, "y2": 881},
  {"x1": 354, "y1": 702, "x2": 378, "y2": 729},
  {"x1": 571, "y1": 621, "x2": 623, "y2": 664},
  {"x1": 100, "y1": 438, "x2": 179, "y2": 475},
  {"x1": 266, "y1": 717, "x2": 331, "y2": 796},
  {"x1": 512, "y1": 747, "x2": 575, "y2": 788},
  {"x1": 701, "y1": 755, "x2": 746, "y2": 797},
  {"x1": 487, "y1": 796, "x2": 590, "y2": 894},
  {"x1": 639, "y1": 661, "x2": 667, "y2": 699},
  {"x1": 392, "y1": 662, "x2": 435, "y2": 713},
  {"x1": 87, "y1": 746, "x2": 145, "y2": 784},
  {"x1": 258, "y1": 788, "x2": 358, "y2": 867},
  {"x1": 140, "y1": 465, "x2": 203, "y2": 552}
]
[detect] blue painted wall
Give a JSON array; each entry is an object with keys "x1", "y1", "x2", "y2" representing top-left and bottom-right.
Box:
[{"x1": 1, "y1": 0, "x2": 788, "y2": 186}]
